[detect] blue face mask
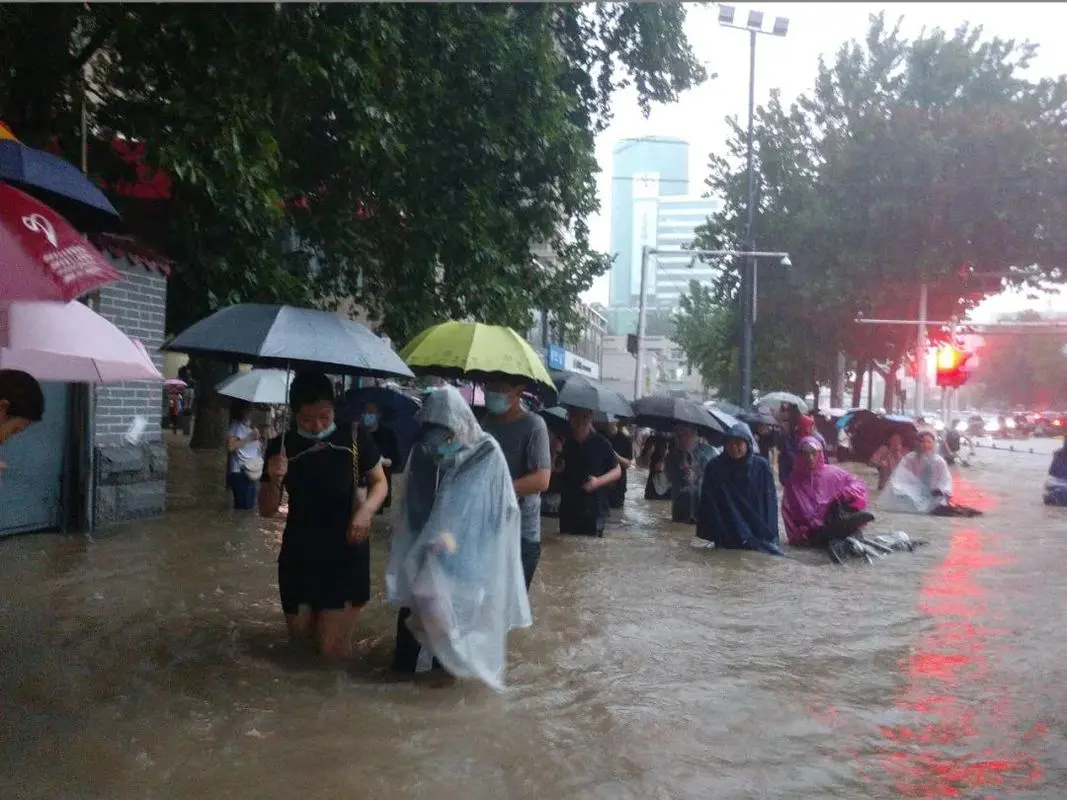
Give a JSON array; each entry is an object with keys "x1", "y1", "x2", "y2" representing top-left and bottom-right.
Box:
[
  {"x1": 438, "y1": 440, "x2": 463, "y2": 457},
  {"x1": 485, "y1": 391, "x2": 511, "y2": 415},
  {"x1": 362, "y1": 413, "x2": 378, "y2": 428},
  {"x1": 296, "y1": 422, "x2": 337, "y2": 441}
]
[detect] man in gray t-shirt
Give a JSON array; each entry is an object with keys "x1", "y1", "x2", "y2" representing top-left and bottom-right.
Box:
[{"x1": 482, "y1": 379, "x2": 552, "y2": 589}]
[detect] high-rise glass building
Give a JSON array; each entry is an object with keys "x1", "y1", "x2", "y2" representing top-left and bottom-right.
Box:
[{"x1": 608, "y1": 137, "x2": 689, "y2": 309}]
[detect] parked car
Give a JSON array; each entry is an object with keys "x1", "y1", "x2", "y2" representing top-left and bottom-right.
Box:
[{"x1": 1034, "y1": 411, "x2": 1067, "y2": 437}]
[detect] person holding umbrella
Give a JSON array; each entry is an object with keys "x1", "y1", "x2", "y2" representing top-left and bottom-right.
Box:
[
  {"x1": 259, "y1": 371, "x2": 389, "y2": 658},
  {"x1": 558, "y1": 407, "x2": 621, "y2": 537},
  {"x1": 482, "y1": 378, "x2": 552, "y2": 589}
]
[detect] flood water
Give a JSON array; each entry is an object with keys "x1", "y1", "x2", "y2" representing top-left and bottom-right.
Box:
[{"x1": 2, "y1": 436, "x2": 1066, "y2": 799}]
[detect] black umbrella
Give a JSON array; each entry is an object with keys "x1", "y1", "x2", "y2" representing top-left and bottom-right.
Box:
[
  {"x1": 703, "y1": 403, "x2": 744, "y2": 430},
  {"x1": 555, "y1": 373, "x2": 633, "y2": 418},
  {"x1": 632, "y1": 395, "x2": 726, "y2": 440},
  {"x1": 162, "y1": 304, "x2": 415, "y2": 378},
  {"x1": 740, "y1": 405, "x2": 778, "y2": 427}
]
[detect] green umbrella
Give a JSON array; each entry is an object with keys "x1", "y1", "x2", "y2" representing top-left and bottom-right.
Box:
[{"x1": 399, "y1": 321, "x2": 556, "y2": 403}]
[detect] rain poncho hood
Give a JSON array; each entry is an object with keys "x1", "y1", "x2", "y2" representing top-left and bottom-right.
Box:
[
  {"x1": 385, "y1": 385, "x2": 531, "y2": 690},
  {"x1": 878, "y1": 438, "x2": 953, "y2": 514},
  {"x1": 781, "y1": 436, "x2": 869, "y2": 545},
  {"x1": 696, "y1": 423, "x2": 783, "y2": 554}
]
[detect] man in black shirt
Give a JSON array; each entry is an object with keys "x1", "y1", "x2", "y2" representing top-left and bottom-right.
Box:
[{"x1": 558, "y1": 406, "x2": 621, "y2": 537}]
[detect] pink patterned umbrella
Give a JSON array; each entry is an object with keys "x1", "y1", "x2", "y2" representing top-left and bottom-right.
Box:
[
  {"x1": 0, "y1": 300, "x2": 162, "y2": 383},
  {"x1": 0, "y1": 182, "x2": 122, "y2": 302}
]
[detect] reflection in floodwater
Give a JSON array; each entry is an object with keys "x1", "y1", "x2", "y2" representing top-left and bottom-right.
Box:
[
  {"x1": 1, "y1": 436, "x2": 1065, "y2": 799},
  {"x1": 874, "y1": 527, "x2": 1045, "y2": 796}
]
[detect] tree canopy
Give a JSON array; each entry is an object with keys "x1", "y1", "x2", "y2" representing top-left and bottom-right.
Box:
[
  {"x1": 0, "y1": 3, "x2": 705, "y2": 345},
  {"x1": 674, "y1": 13, "x2": 1067, "y2": 407}
]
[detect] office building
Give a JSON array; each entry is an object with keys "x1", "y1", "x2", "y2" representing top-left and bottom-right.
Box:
[
  {"x1": 651, "y1": 195, "x2": 722, "y2": 308},
  {"x1": 608, "y1": 137, "x2": 689, "y2": 309}
]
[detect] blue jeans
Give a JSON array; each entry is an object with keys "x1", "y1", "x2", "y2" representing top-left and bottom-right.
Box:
[{"x1": 230, "y1": 470, "x2": 256, "y2": 510}]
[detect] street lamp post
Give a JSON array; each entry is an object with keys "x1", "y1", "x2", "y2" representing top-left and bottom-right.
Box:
[
  {"x1": 718, "y1": 4, "x2": 789, "y2": 407},
  {"x1": 633, "y1": 246, "x2": 791, "y2": 401}
]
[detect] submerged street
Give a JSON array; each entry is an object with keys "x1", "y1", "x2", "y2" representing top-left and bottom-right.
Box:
[{"x1": 2, "y1": 438, "x2": 1065, "y2": 799}]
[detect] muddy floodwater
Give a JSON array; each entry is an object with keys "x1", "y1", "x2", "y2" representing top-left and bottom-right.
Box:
[{"x1": 2, "y1": 436, "x2": 1066, "y2": 799}]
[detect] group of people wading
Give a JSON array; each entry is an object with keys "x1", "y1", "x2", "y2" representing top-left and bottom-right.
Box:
[{"x1": 246, "y1": 374, "x2": 998, "y2": 690}]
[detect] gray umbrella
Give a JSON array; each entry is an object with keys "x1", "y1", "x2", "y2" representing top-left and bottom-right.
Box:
[
  {"x1": 555, "y1": 373, "x2": 633, "y2": 418},
  {"x1": 163, "y1": 304, "x2": 414, "y2": 378}
]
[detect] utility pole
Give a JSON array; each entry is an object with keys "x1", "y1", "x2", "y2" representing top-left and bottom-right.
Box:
[
  {"x1": 739, "y1": 27, "x2": 758, "y2": 409},
  {"x1": 914, "y1": 283, "x2": 928, "y2": 418},
  {"x1": 633, "y1": 246, "x2": 790, "y2": 402},
  {"x1": 633, "y1": 245, "x2": 650, "y2": 401}
]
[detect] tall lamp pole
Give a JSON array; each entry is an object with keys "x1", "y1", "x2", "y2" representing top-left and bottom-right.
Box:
[{"x1": 718, "y1": 4, "x2": 789, "y2": 407}]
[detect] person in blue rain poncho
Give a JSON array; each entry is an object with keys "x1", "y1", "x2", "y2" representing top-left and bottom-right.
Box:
[
  {"x1": 386, "y1": 385, "x2": 532, "y2": 690},
  {"x1": 695, "y1": 423, "x2": 784, "y2": 555}
]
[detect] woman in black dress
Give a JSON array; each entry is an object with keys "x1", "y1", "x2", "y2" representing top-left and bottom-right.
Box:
[{"x1": 260, "y1": 372, "x2": 389, "y2": 658}]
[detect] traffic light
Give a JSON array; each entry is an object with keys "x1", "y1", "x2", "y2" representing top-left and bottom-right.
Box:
[
  {"x1": 935, "y1": 345, "x2": 973, "y2": 388},
  {"x1": 626, "y1": 333, "x2": 638, "y2": 357}
]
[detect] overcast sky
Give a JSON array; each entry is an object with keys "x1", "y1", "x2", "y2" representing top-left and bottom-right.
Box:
[{"x1": 582, "y1": 2, "x2": 1067, "y2": 322}]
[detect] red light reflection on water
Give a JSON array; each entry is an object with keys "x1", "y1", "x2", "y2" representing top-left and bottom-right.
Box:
[{"x1": 873, "y1": 527, "x2": 1046, "y2": 796}]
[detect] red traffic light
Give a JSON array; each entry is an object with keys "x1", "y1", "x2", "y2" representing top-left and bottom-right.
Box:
[{"x1": 935, "y1": 345, "x2": 972, "y2": 388}]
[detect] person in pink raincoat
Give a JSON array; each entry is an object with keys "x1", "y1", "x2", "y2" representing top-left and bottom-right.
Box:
[{"x1": 782, "y1": 436, "x2": 874, "y2": 547}]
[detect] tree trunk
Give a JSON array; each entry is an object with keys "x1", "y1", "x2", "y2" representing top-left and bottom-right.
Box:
[
  {"x1": 850, "y1": 358, "x2": 866, "y2": 409},
  {"x1": 882, "y1": 358, "x2": 901, "y2": 413},
  {"x1": 189, "y1": 358, "x2": 236, "y2": 450},
  {"x1": 830, "y1": 352, "x2": 845, "y2": 409}
]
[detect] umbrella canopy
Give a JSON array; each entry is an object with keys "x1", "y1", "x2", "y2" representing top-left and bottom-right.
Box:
[
  {"x1": 215, "y1": 369, "x2": 293, "y2": 405},
  {"x1": 399, "y1": 321, "x2": 556, "y2": 404},
  {"x1": 0, "y1": 183, "x2": 122, "y2": 302},
  {"x1": 0, "y1": 300, "x2": 162, "y2": 383},
  {"x1": 163, "y1": 304, "x2": 414, "y2": 378},
  {"x1": 163, "y1": 378, "x2": 187, "y2": 390},
  {"x1": 555, "y1": 373, "x2": 633, "y2": 417},
  {"x1": 632, "y1": 395, "x2": 726, "y2": 439},
  {"x1": 703, "y1": 404, "x2": 744, "y2": 430},
  {"x1": 756, "y1": 391, "x2": 809, "y2": 412},
  {"x1": 0, "y1": 133, "x2": 121, "y2": 232},
  {"x1": 706, "y1": 399, "x2": 746, "y2": 418},
  {"x1": 338, "y1": 386, "x2": 421, "y2": 420},
  {"x1": 739, "y1": 404, "x2": 778, "y2": 427}
]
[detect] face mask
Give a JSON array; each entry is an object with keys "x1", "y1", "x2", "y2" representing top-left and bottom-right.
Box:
[
  {"x1": 362, "y1": 413, "x2": 378, "y2": 427},
  {"x1": 296, "y1": 422, "x2": 336, "y2": 441},
  {"x1": 485, "y1": 391, "x2": 510, "y2": 415},
  {"x1": 438, "y1": 440, "x2": 463, "y2": 457}
]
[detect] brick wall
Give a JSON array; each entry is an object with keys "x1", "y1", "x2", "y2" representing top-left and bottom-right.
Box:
[{"x1": 92, "y1": 257, "x2": 169, "y2": 527}]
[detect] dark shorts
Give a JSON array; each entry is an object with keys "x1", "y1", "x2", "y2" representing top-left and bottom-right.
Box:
[{"x1": 277, "y1": 542, "x2": 371, "y2": 614}]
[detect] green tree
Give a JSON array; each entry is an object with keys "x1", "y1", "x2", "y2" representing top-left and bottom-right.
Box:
[
  {"x1": 682, "y1": 12, "x2": 1067, "y2": 409},
  {"x1": 0, "y1": 3, "x2": 704, "y2": 347}
]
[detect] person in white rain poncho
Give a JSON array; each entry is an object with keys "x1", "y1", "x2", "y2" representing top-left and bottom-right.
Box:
[
  {"x1": 879, "y1": 428, "x2": 981, "y2": 516},
  {"x1": 386, "y1": 385, "x2": 532, "y2": 690}
]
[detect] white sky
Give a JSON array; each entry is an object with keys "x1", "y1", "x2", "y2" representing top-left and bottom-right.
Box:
[{"x1": 582, "y1": 2, "x2": 1067, "y2": 322}]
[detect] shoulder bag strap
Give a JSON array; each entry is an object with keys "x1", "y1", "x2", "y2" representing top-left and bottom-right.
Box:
[{"x1": 351, "y1": 422, "x2": 362, "y2": 513}]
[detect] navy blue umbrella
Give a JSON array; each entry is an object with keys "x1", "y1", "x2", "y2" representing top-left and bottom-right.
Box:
[{"x1": 0, "y1": 140, "x2": 121, "y2": 231}]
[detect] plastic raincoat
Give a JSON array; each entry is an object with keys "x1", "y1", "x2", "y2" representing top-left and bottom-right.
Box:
[
  {"x1": 385, "y1": 386, "x2": 531, "y2": 690},
  {"x1": 781, "y1": 436, "x2": 869, "y2": 545},
  {"x1": 879, "y1": 448, "x2": 953, "y2": 514},
  {"x1": 696, "y1": 423, "x2": 783, "y2": 554}
]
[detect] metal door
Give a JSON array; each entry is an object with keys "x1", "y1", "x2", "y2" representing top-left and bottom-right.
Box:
[{"x1": 0, "y1": 382, "x2": 70, "y2": 535}]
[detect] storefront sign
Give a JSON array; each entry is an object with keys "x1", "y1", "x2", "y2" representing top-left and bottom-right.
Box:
[
  {"x1": 563, "y1": 351, "x2": 600, "y2": 380},
  {"x1": 546, "y1": 344, "x2": 566, "y2": 371}
]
